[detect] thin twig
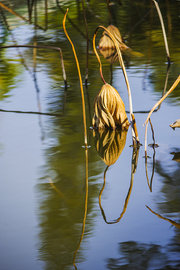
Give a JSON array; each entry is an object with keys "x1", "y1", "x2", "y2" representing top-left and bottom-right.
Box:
[{"x1": 63, "y1": 9, "x2": 88, "y2": 147}]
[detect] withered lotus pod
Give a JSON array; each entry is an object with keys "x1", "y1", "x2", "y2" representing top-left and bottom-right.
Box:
[
  {"x1": 99, "y1": 25, "x2": 128, "y2": 51},
  {"x1": 99, "y1": 47, "x2": 118, "y2": 64},
  {"x1": 93, "y1": 129, "x2": 128, "y2": 166},
  {"x1": 92, "y1": 83, "x2": 129, "y2": 129}
]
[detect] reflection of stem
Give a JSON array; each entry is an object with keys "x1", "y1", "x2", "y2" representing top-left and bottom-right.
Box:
[
  {"x1": 152, "y1": 0, "x2": 170, "y2": 65},
  {"x1": 0, "y1": 108, "x2": 61, "y2": 116},
  {"x1": 146, "y1": 205, "x2": 180, "y2": 229},
  {"x1": 145, "y1": 148, "x2": 156, "y2": 192},
  {"x1": 144, "y1": 75, "x2": 180, "y2": 154},
  {"x1": 49, "y1": 177, "x2": 66, "y2": 199},
  {"x1": 158, "y1": 65, "x2": 170, "y2": 110},
  {"x1": 99, "y1": 147, "x2": 139, "y2": 224},
  {"x1": 73, "y1": 148, "x2": 89, "y2": 269},
  {"x1": 63, "y1": 9, "x2": 87, "y2": 147},
  {"x1": 0, "y1": 45, "x2": 67, "y2": 87}
]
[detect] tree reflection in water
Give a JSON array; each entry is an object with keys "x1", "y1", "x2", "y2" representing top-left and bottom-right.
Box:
[{"x1": 107, "y1": 241, "x2": 180, "y2": 270}]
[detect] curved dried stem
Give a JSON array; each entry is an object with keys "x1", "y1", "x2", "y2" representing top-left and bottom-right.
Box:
[
  {"x1": 63, "y1": 9, "x2": 87, "y2": 147},
  {"x1": 93, "y1": 26, "x2": 139, "y2": 145},
  {"x1": 144, "y1": 75, "x2": 180, "y2": 153}
]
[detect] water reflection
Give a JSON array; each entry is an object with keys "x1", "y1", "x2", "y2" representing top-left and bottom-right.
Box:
[
  {"x1": 93, "y1": 129, "x2": 140, "y2": 224},
  {"x1": 93, "y1": 129, "x2": 128, "y2": 166},
  {"x1": 106, "y1": 241, "x2": 180, "y2": 269}
]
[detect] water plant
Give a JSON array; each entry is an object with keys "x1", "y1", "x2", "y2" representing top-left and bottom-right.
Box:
[{"x1": 93, "y1": 25, "x2": 140, "y2": 146}]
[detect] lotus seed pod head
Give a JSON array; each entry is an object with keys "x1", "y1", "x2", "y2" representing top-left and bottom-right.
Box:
[{"x1": 92, "y1": 83, "x2": 129, "y2": 130}]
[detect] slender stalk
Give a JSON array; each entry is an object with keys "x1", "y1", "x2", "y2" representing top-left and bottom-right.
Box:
[
  {"x1": 63, "y1": 9, "x2": 87, "y2": 147},
  {"x1": 153, "y1": 0, "x2": 170, "y2": 64},
  {"x1": 0, "y1": 45, "x2": 67, "y2": 86},
  {"x1": 93, "y1": 26, "x2": 139, "y2": 145},
  {"x1": 144, "y1": 75, "x2": 180, "y2": 153}
]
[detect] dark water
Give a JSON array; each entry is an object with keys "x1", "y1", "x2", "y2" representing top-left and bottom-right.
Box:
[{"x1": 0, "y1": 1, "x2": 180, "y2": 269}]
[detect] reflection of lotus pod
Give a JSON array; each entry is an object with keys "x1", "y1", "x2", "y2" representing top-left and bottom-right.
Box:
[
  {"x1": 93, "y1": 129, "x2": 128, "y2": 166},
  {"x1": 99, "y1": 47, "x2": 118, "y2": 64},
  {"x1": 99, "y1": 25, "x2": 128, "y2": 51},
  {"x1": 170, "y1": 119, "x2": 180, "y2": 130},
  {"x1": 92, "y1": 83, "x2": 129, "y2": 129}
]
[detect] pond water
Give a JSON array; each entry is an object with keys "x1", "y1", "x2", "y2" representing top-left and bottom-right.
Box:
[{"x1": 0, "y1": 0, "x2": 180, "y2": 269}]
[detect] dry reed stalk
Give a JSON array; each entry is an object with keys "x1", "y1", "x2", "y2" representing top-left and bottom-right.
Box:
[
  {"x1": 63, "y1": 9, "x2": 88, "y2": 147},
  {"x1": 144, "y1": 75, "x2": 180, "y2": 154},
  {"x1": 152, "y1": 0, "x2": 170, "y2": 64},
  {"x1": 93, "y1": 26, "x2": 139, "y2": 145}
]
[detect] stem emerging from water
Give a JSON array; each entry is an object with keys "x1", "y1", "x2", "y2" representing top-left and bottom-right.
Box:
[{"x1": 63, "y1": 9, "x2": 88, "y2": 147}]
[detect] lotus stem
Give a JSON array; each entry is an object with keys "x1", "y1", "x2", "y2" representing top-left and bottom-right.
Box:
[
  {"x1": 152, "y1": 0, "x2": 170, "y2": 65},
  {"x1": 144, "y1": 75, "x2": 180, "y2": 153},
  {"x1": 93, "y1": 26, "x2": 139, "y2": 145},
  {"x1": 63, "y1": 9, "x2": 88, "y2": 147}
]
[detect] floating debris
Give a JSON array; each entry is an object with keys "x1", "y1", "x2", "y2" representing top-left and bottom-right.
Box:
[{"x1": 169, "y1": 119, "x2": 180, "y2": 130}]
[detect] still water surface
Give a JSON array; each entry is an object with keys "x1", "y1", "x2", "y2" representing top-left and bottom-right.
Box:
[{"x1": 0, "y1": 1, "x2": 180, "y2": 269}]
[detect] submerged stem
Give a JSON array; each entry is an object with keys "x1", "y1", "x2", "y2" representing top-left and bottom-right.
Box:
[{"x1": 63, "y1": 9, "x2": 87, "y2": 147}]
